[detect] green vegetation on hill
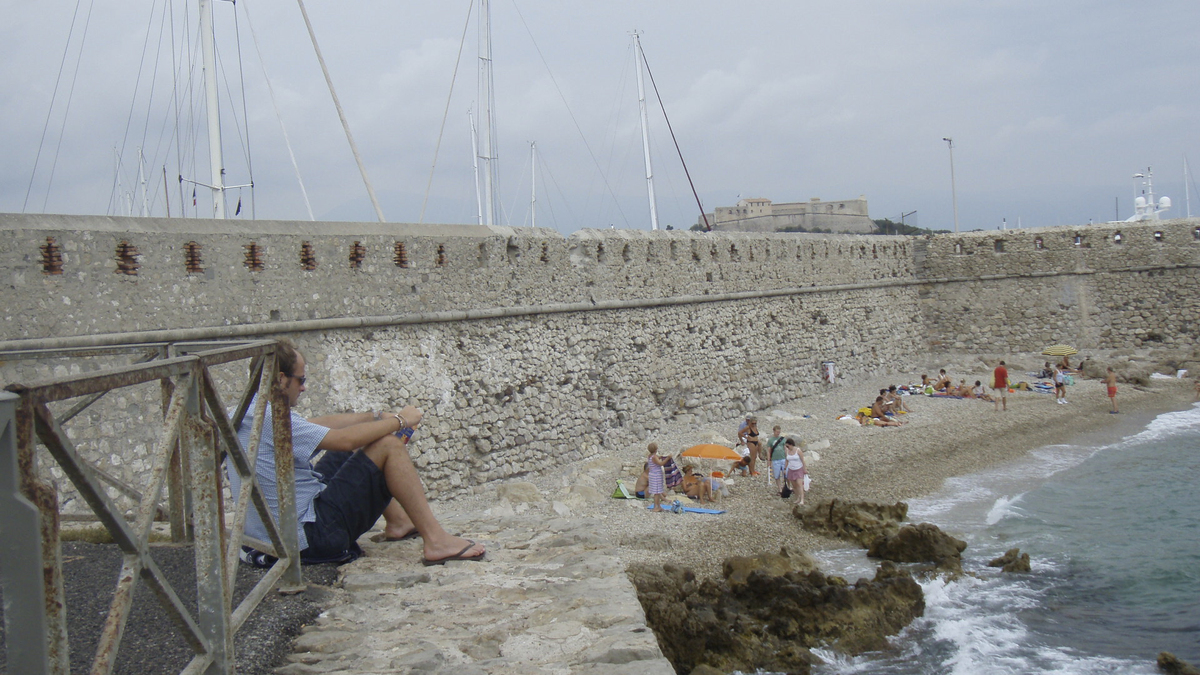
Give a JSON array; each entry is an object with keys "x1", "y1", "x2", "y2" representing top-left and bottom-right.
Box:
[{"x1": 871, "y1": 219, "x2": 951, "y2": 236}]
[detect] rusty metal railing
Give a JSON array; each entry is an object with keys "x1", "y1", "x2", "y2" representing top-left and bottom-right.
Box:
[{"x1": 0, "y1": 340, "x2": 304, "y2": 674}]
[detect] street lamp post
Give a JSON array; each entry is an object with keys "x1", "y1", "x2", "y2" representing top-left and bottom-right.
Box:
[{"x1": 943, "y1": 137, "x2": 959, "y2": 233}]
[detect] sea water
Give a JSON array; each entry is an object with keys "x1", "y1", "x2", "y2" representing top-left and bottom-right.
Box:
[{"x1": 810, "y1": 402, "x2": 1200, "y2": 675}]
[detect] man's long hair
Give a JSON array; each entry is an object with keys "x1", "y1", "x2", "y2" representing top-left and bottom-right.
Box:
[{"x1": 275, "y1": 337, "x2": 301, "y2": 377}]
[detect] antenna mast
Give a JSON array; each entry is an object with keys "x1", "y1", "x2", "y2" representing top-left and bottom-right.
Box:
[{"x1": 632, "y1": 31, "x2": 659, "y2": 230}]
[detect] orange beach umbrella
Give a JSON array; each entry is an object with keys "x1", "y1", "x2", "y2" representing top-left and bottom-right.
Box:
[{"x1": 680, "y1": 444, "x2": 743, "y2": 461}]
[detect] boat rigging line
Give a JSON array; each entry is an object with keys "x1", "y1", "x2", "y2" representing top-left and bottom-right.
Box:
[
  {"x1": 420, "y1": 0, "x2": 475, "y2": 225},
  {"x1": 240, "y1": 0, "x2": 313, "y2": 220},
  {"x1": 634, "y1": 37, "x2": 710, "y2": 231},
  {"x1": 295, "y1": 0, "x2": 386, "y2": 222},
  {"x1": 508, "y1": 0, "x2": 632, "y2": 228},
  {"x1": 24, "y1": 0, "x2": 96, "y2": 214}
]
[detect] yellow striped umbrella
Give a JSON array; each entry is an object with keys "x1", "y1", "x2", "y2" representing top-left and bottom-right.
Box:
[{"x1": 1041, "y1": 344, "x2": 1079, "y2": 356}]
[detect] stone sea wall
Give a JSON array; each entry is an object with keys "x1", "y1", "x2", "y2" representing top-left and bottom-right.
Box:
[
  {"x1": 916, "y1": 219, "x2": 1200, "y2": 352},
  {"x1": 3, "y1": 214, "x2": 1197, "y2": 505},
  {"x1": 0, "y1": 214, "x2": 923, "y2": 505}
]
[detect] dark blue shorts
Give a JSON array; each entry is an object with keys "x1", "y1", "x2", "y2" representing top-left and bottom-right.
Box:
[{"x1": 301, "y1": 450, "x2": 392, "y2": 564}]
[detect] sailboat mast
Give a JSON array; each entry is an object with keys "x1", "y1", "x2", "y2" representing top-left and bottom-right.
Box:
[
  {"x1": 632, "y1": 32, "x2": 659, "y2": 231},
  {"x1": 470, "y1": 109, "x2": 483, "y2": 226},
  {"x1": 1186, "y1": 156, "x2": 1193, "y2": 218},
  {"x1": 530, "y1": 141, "x2": 536, "y2": 228},
  {"x1": 199, "y1": 0, "x2": 226, "y2": 218},
  {"x1": 478, "y1": 0, "x2": 499, "y2": 226}
]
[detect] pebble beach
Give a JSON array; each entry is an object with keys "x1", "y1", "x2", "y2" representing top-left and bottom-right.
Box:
[
  {"x1": 444, "y1": 352, "x2": 1196, "y2": 580},
  {"x1": 265, "y1": 351, "x2": 1197, "y2": 674}
]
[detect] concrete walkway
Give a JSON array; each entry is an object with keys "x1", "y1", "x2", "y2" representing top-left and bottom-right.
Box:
[{"x1": 274, "y1": 510, "x2": 674, "y2": 675}]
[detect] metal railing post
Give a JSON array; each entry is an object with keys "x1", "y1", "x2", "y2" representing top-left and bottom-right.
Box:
[
  {"x1": 0, "y1": 391, "x2": 67, "y2": 674},
  {"x1": 186, "y1": 368, "x2": 234, "y2": 673},
  {"x1": 270, "y1": 364, "x2": 304, "y2": 592}
]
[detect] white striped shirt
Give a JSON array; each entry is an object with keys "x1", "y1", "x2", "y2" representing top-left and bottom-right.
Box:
[{"x1": 229, "y1": 397, "x2": 330, "y2": 551}]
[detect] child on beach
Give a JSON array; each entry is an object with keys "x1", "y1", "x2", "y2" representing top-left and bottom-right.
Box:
[
  {"x1": 784, "y1": 438, "x2": 807, "y2": 505},
  {"x1": 645, "y1": 443, "x2": 669, "y2": 512}
]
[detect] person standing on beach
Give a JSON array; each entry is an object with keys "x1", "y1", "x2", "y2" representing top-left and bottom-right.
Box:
[
  {"x1": 1053, "y1": 365, "x2": 1068, "y2": 404},
  {"x1": 992, "y1": 360, "x2": 1008, "y2": 411},
  {"x1": 737, "y1": 415, "x2": 762, "y2": 476},
  {"x1": 766, "y1": 425, "x2": 788, "y2": 487},
  {"x1": 1105, "y1": 367, "x2": 1119, "y2": 413},
  {"x1": 784, "y1": 438, "x2": 807, "y2": 505}
]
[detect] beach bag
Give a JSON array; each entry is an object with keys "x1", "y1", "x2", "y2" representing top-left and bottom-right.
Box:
[
  {"x1": 803, "y1": 475, "x2": 812, "y2": 492},
  {"x1": 780, "y1": 484, "x2": 793, "y2": 499},
  {"x1": 612, "y1": 479, "x2": 635, "y2": 499}
]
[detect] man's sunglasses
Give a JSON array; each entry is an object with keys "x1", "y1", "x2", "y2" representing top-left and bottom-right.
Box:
[{"x1": 286, "y1": 373, "x2": 307, "y2": 386}]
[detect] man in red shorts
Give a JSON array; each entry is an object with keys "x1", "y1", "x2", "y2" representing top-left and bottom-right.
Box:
[
  {"x1": 1105, "y1": 366, "x2": 1119, "y2": 414},
  {"x1": 992, "y1": 360, "x2": 1008, "y2": 412}
]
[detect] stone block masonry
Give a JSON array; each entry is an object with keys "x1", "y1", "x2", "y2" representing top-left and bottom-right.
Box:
[
  {"x1": 2, "y1": 213, "x2": 1196, "y2": 505},
  {"x1": 916, "y1": 219, "x2": 1200, "y2": 352}
]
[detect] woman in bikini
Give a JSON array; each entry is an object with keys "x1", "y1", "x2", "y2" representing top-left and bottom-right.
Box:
[{"x1": 738, "y1": 416, "x2": 763, "y2": 476}]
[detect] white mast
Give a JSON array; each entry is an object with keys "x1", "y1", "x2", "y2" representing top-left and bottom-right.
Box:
[
  {"x1": 632, "y1": 31, "x2": 659, "y2": 231},
  {"x1": 199, "y1": 0, "x2": 226, "y2": 218},
  {"x1": 470, "y1": 109, "x2": 483, "y2": 226},
  {"x1": 530, "y1": 141, "x2": 536, "y2": 228},
  {"x1": 1186, "y1": 156, "x2": 1193, "y2": 218},
  {"x1": 478, "y1": 0, "x2": 499, "y2": 226},
  {"x1": 137, "y1": 147, "x2": 149, "y2": 217}
]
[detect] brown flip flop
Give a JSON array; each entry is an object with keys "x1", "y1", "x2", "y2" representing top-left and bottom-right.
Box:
[{"x1": 421, "y1": 540, "x2": 486, "y2": 566}]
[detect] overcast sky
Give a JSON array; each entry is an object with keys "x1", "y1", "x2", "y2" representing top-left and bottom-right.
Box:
[{"x1": 4, "y1": 1, "x2": 1199, "y2": 234}]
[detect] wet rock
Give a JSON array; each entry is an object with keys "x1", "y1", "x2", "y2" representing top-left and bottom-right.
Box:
[
  {"x1": 987, "y1": 548, "x2": 1031, "y2": 573},
  {"x1": 689, "y1": 665, "x2": 726, "y2": 675},
  {"x1": 793, "y1": 499, "x2": 908, "y2": 547},
  {"x1": 629, "y1": 557, "x2": 924, "y2": 675},
  {"x1": 1158, "y1": 652, "x2": 1200, "y2": 675},
  {"x1": 722, "y1": 546, "x2": 819, "y2": 586},
  {"x1": 867, "y1": 522, "x2": 967, "y2": 573}
]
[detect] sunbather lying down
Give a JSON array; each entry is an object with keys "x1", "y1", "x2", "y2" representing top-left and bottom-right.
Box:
[{"x1": 855, "y1": 411, "x2": 903, "y2": 427}]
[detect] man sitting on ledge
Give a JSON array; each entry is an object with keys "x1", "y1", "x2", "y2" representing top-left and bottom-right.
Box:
[{"x1": 232, "y1": 338, "x2": 485, "y2": 567}]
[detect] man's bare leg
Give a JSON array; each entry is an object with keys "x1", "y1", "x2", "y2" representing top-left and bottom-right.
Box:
[
  {"x1": 363, "y1": 435, "x2": 485, "y2": 562},
  {"x1": 380, "y1": 500, "x2": 417, "y2": 539}
]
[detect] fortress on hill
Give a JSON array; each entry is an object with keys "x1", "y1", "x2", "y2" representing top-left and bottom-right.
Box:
[
  {"x1": 2, "y1": 213, "x2": 1198, "y2": 507},
  {"x1": 699, "y1": 196, "x2": 875, "y2": 234}
]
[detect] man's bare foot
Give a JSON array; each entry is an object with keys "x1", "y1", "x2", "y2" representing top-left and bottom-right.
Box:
[{"x1": 422, "y1": 534, "x2": 485, "y2": 564}]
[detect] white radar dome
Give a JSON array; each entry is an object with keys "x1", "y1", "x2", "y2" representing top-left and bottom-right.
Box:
[
  {"x1": 1134, "y1": 196, "x2": 1148, "y2": 208},
  {"x1": 1159, "y1": 196, "x2": 1171, "y2": 209}
]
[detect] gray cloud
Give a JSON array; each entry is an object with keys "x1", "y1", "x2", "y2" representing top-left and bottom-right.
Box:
[{"x1": 3, "y1": 0, "x2": 1198, "y2": 232}]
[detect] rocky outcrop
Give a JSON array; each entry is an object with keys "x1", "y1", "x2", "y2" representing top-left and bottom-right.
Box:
[
  {"x1": 793, "y1": 499, "x2": 908, "y2": 547},
  {"x1": 1158, "y1": 652, "x2": 1200, "y2": 675},
  {"x1": 987, "y1": 548, "x2": 1031, "y2": 573},
  {"x1": 867, "y1": 523, "x2": 967, "y2": 573},
  {"x1": 722, "y1": 546, "x2": 819, "y2": 586},
  {"x1": 629, "y1": 558, "x2": 924, "y2": 675}
]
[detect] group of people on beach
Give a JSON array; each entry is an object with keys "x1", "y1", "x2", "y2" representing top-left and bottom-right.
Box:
[
  {"x1": 638, "y1": 414, "x2": 810, "y2": 512},
  {"x1": 854, "y1": 384, "x2": 911, "y2": 426},
  {"x1": 922, "y1": 363, "x2": 1008, "y2": 410}
]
